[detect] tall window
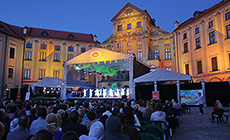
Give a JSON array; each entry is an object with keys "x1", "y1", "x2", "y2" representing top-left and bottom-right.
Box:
[
  {"x1": 53, "y1": 70, "x2": 59, "y2": 78},
  {"x1": 166, "y1": 68, "x2": 172, "y2": 71},
  {"x1": 137, "y1": 40, "x2": 142, "y2": 45},
  {"x1": 195, "y1": 27, "x2": 199, "y2": 34},
  {"x1": 127, "y1": 23, "x2": 131, "y2": 29},
  {"x1": 226, "y1": 25, "x2": 230, "y2": 39},
  {"x1": 25, "y1": 51, "x2": 32, "y2": 60},
  {"x1": 67, "y1": 54, "x2": 73, "y2": 60},
  {"x1": 26, "y1": 43, "x2": 32, "y2": 48},
  {"x1": 209, "y1": 31, "x2": 216, "y2": 44},
  {"x1": 9, "y1": 48, "x2": 15, "y2": 59},
  {"x1": 81, "y1": 48, "x2": 86, "y2": 53},
  {"x1": 55, "y1": 46, "x2": 60, "y2": 51},
  {"x1": 117, "y1": 43, "x2": 122, "y2": 48},
  {"x1": 118, "y1": 51, "x2": 123, "y2": 53},
  {"x1": 41, "y1": 44, "x2": 46, "y2": 49},
  {"x1": 185, "y1": 64, "x2": 189, "y2": 75},
  {"x1": 208, "y1": 21, "x2": 213, "y2": 28},
  {"x1": 68, "y1": 46, "x2": 74, "y2": 52},
  {"x1": 138, "y1": 49, "x2": 142, "y2": 60},
  {"x1": 39, "y1": 69, "x2": 45, "y2": 79},
  {"x1": 195, "y1": 37, "x2": 201, "y2": 49},
  {"x1": 118, "y1": 25, "x2": 122, "y2": 31},
  {"x1": 154, "y1": 50, "x2": 159, "y2": 60},
  {"x1": 8, "y1": 68, "x2": 13, "y2": 78},
  {"x1": 24, "y1": 69, "x2": 31, "y2": 79},
  {"x1": 211, "y1": 57, "x2": 218, "y2": 71},
  {"x1": 127, "y1": 42, "x2": 132, "y2": 47},
  {"x1": 127, "y1": 50, "x2": 133, "y2": 55},
  {"x1": 225, "y1": 12, "x2": 230, "y2": 20},
  {"x1": 183, "y1": 33, "x2": 187, "y2": 40},
  {"x1": 197, "y1": 60, "x2": 202, "y2": 74},
  {"x1": 54, "y1": 53, "x2": 60, "y2": 62},
  {"x1": 184, "y1": 42, "x2": 188, "y2": 53},
  {"x1": 137, "y1": 22, "x2": 141, "y2": 28},
  {"x1": 165, "y1": 49, "x2": 171, "y2": 60},
  {"x1": 40, "y1": 52, "x2": 46, "y2": 61}
]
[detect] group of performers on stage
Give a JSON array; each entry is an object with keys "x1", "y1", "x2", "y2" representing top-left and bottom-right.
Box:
[{"x1": 69, "y1": 88, "x2": 130, "y2": 98}]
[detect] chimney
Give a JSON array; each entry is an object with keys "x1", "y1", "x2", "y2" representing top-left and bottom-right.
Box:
[
  {"x1": 93, "y1": 35, "x2": 97, "y2": 42},
  {"x1": 174, "y1": 21, "x2": 179, "y2": 29},
  {"x1": 23, "y1": 26, "x2": 28, "y2": 34}
]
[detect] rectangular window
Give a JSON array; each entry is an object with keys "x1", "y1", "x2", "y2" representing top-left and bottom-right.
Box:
[
  {"x1": 127, "y1": 23, "x2": 131, "y2": 29},
  {"x1": 117, "y1": 43, "x2": 122, "y2": 48},
  {"x1": 40, "y1": 52, "x2": 46, "y2": 61},
  {"x1": 68, "y1": 46, "x2": 74, "y2": 52},
  {"x1": 165, "y1": 49, "x2": 171, "y2": 60},
  {"x1": 211, "y1": 57, "x2": 218, "y2": 71},
  {"x1": 208, "y1": 21, "x2": 213, "y2": 28},
  {"x1": 24, "y1": 69, "x2": 31, "y2": 79},
  {"x1": 195, "y1": 27, "x2": 199, "y2": 34},
  {"x1": 127, "y1": 50, "x2": 133, "y2": 55},
  {"x1": 185, "y1": 64, "x2": 189, "y2": 75},
  {"x1": 137, "y1": 22, "x2": 141, "y2": 28},
  {"x1": 67, "y1": 54, "x2": 73, "y2": 60},
  {"x1": 166, "y1": 68, "x2": 172, "y2": 71},
  {"x1": 183, "y1": 33, "x2": 187, "y2": 40},
  {"x1": 226, "y1": 25, "x2": 230, "y2": 39},
  {"x1": 138, "y1": 49, "x2": 142, "y2": 60},
  {"x1": 39, "y1": 69, "x2": 45, "y2": 79},
  {"x1": 54, "y1": 53, "x2": 60, "y2": 62},
  {"x1": 184, "y1": 42, "x2": 188, "y2": 53},
  {"x1": 195, "y1": 38, "x2": 201, "y2": 49},
  {"x1": 55, "y1": 46, "x2": 60, "y2": 51},
  {"x1": 209, "y1": 31, "x2": 216, "y2": 44},
  {"x1": 118, "y1": 25, "x2": 122, "y2": 31},
  {"x1": 137, "y1": 40, "x2": 142, "y2": 45},
  {"x1": 197, "y1": 60, "x2": 202, "y2": 74},
  {"x1": 118, "y1": 51, "x2": 123, "y2": 53},
  {"x1": 25, "y1": 51, "x2": 32, "y2": 60},
  {"x1": 53, "y1": 70, "x2": 59, "y2": 78},
  {"x1": 26, "y1": 43, "x2": 32, "y2": 48},
  {"x1": 127, "y1": 42, "x2": 132, "y2": 47},
  {"x1": 81, "y1": 48, "x2": 86, "y2": 53},
  {"x1": 154, "y1": 50, "x2": 159, "y2": 60},
  {"x1": 41, "y1": 44, "x2": 46, "y2": 49},
  {"x1": 9, "y1": 48, "x2": 15, "y2": 59},
  {"x1": 8, "y1": 68, "x2": 13, "y2": 78},
  {"x1": 225, "y1": 12, "x2": 230, "y2": 20}
]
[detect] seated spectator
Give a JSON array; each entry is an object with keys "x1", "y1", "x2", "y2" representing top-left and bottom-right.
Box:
[
  {"x1": 45, "y1": 113, "x2": 64, "y2": 140},
  {"x1": 132, "y1": 104, "x2": 142, "y2": 120},
  {"x1": 29, "y1": 108, "x2": 38, "y2": 128},
  {"x1": 211, "y1": 100, "x2": 224, "y2": 122},
  {"x1": 78, "y1": 109, "x2": 89, "y2": 126},
  {"x1": 85, "y1": 111, "x2": 97, "y2": 131},
  {"x1": 0, "y1": 122, "x2": 5, "y2": 140},
  {"x1": 104, "y1": 116, "x2": 130, "y2": 140},
  {"x1": 10, "y1": 110, "x2": 26, "y2": 132},
  {"x1": 62, "y1": 131, "x2": 79, "y2": 140},
  {"x1": 7, "y1": 115, "x2": 31, "y2": 140},
  {"x1": 29, "y1": 106, "x2": 47, "y2": 135},
  {"x1": 79, "y1": 121, "x2": 104, "y2": 140},
  {"x1": 32, "y1": 129, "x2": 54, "y2": 140},
  {"x1": 150, "y1": 105, "x2": 166, "y2": 122},
  {"x1": 102, "y1": 105, "x2": 112, "y2": 117},
  {"x1": 62, "y1": 110, "x2": 87, "y2": 137}
]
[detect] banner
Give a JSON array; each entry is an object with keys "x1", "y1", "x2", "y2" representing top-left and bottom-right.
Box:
[
  {"x1": 180, "y1": 89, "x2": 203, "y2": 105},
  {"x1": 152, "y1": 91, "x2": 160, "y2": 100},
  {"x1": 16, "y1": 93, "x2": 21, "y2": 101}
]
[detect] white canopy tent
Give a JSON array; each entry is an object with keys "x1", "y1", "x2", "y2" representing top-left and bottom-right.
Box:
[
  {"x1": 63, "y1": 47, "x2": 134, "y2": 99},
  {"x1": 32, "y1": 77, "x2": 63, "y2": 91}
]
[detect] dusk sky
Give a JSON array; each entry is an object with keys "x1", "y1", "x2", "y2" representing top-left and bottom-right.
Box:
[{"x1": 0, "y1": 0, "x2": 221, "y2": 42}]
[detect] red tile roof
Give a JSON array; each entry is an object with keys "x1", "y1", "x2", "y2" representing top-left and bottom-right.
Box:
[
  {"x1": 0, "y1": 20, "x2": 23, "y2": 39},
  {"x1": 177, "y1": 0, "x2": 230, "y2": 29}
]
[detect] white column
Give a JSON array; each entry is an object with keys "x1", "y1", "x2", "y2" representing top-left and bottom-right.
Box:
[
  {"x1": 18, "y1": 86, "x2": 21, "y2": 93},
  {"x1": 176, "y1": 80, "x2": 180, "y2": 102},
  {"x1": 129, "y1": 57, "x2": 134, "y2": 100},
  {"x1": 201, "y1": 79, "x2": 206, "y2": 106},
  {"x1": 154, "y1": 81, "x2": 157, "y2": 91},
  {"x1": 61, "y1": 63, "x2": 67, "y2": 100}
]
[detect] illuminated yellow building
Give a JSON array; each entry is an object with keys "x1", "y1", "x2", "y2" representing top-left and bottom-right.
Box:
[
  {"x1": 101, "y1": 3, "x2": 176, "y2": 71},
  {"x1": 173, "y1": 0, "x2": 230, "y2": 82}
]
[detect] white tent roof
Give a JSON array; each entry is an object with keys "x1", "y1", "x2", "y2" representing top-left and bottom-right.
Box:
[
  {"x1": 134, "y1": 68, "x2": 192, "y2": 83},
  {"x1": 32, "y1": 77, "x2": 63, "y2": 88},
  {"x1": 66, "y1": 47, "x2": 131, "y2": 65}
]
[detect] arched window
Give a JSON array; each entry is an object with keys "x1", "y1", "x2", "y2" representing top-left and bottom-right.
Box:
[
  {"x1": 68, "y1": 34, "x2": 75, "y2": 39},
  {"x1": 41, "y1": 31, "x2": 48, "y2": 36}
]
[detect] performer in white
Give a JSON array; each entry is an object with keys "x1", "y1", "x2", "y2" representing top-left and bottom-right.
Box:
[
  {"x1": 109, "y1": 88, "x2": 113, "y2": 97},
  {"x1": 103, "y1": 88, "x2": 107, "y2": 98},
  {"x1": 126, "y1": 88, "x2": 130, "y2": 97},
  {"x1": 99, "y1": 88, "x2": 102, "y2": 97},
  {"x1": 95, "y1": 89, "x2": 99, "y2": 97},
  {"x1": 116, "y1": 88, "x2": 120, "y2": 97},
  {"x1": 121, "y1": 88, "x2": 125, "y2": 96},
  {"x1": 89, "y1": 89, "x2": 93, "y2": 98},
  {"x1": 83, "y1": 89, "x2": 88, "y2": 98}
]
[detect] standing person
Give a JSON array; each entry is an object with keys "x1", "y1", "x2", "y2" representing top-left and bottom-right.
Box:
[{"x1": 196, "y1": 92, "x2": 205, "y2": 115}]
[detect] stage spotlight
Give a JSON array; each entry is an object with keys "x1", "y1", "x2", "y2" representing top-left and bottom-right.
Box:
[
  {"x1": 89, "y1": 72, "x2": 91, "y2": 75},
  {"x1": 94, "y1": 71, "x2": 97, "y2": 75},
  {"x1": 99, "y1": 73, "x2": 102, "y2": 76},
  {"x1": 123, "y1": 70, "x2": 126, "y2": 75}
]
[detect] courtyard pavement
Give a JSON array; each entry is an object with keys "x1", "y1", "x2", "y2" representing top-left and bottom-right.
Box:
[{"x1": 170, "y1": 107, "x2": 230, "y2": 140}]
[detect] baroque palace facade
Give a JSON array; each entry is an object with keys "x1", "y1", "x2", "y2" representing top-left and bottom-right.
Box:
[{"x1": 0, "y1": 0, "x2": 230, "y2": 96}]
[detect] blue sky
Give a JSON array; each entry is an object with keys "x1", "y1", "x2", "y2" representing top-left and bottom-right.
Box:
[{"x1": 0, "y1": 0, "x2": 221, "y2": 42}]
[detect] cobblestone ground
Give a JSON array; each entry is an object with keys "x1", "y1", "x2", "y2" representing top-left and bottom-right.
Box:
[{"x1": 170, "y1": 107, "x2": 230, "y2": 140}]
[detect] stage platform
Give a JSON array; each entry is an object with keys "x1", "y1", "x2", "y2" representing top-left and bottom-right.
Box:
[{"x1": 67, "y1": 97, "x2": 123, "y2": 101}]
